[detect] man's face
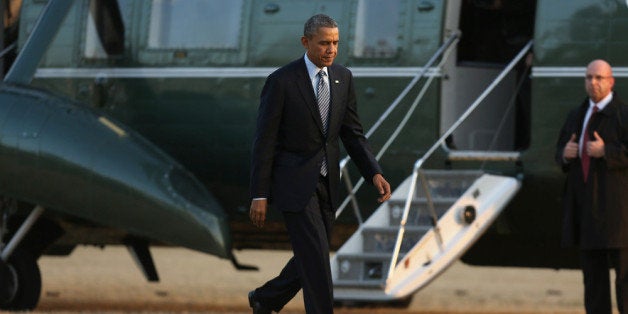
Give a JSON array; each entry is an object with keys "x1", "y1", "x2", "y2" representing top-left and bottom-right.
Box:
[
  {"x1": 301, "y1": 27, "x2": 339, "y2": 68},
  {"x1": 585, "y1": 61, "x2": 615, "y2": 103}
]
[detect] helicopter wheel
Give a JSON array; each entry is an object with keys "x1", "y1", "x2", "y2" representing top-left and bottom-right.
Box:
[{"x1": 0, "y1": 248, "x2": 41, "y2": 311}]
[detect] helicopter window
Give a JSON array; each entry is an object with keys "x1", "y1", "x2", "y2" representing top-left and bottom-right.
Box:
[
  {"x1": 353, "y1": 0, "x2": 400, "y2": 58},
  {"x1": 147, "y1": 0, "x2": 243, "y2": 49},
  {"x1": 85, "y1": 0, "x2": 129, "y2": 59},
  {"x1": 85, "y1": 10, "x2": 109, "y2": 59}
]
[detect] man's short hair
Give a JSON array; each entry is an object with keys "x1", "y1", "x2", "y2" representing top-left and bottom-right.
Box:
[{"x1": 304, "y1": 14, "x2": 338, "y2": 38}]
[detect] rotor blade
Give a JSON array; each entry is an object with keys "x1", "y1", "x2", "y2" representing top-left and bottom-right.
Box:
[
  {"x1": 4, "y1": 0, "x2": 73, "y2": 85},
  {"x1": 1, "y1": 0, "x2": 5, "y2": 80}
]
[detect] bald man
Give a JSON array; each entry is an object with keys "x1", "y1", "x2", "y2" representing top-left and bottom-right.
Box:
[{"x1": 556, "y1": 59, "x2": 628, "y2": 314}]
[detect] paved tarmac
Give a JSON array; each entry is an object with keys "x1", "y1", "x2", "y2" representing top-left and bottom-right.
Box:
[{"x1": 17, "y1": 246, "x2": 610, "y2": 313}]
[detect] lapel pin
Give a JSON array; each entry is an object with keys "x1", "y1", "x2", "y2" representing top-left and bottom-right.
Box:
[{"x1": 334, "y1": 80, "x2": 339, "y2": 84}]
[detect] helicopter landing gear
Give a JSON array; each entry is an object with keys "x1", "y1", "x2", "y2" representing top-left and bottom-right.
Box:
[{"x1": 0, "y1": 205, "x2": 45, "y2": 311}]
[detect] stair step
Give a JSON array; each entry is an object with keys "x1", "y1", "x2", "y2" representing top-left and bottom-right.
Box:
[
  {"x1": 413, "y1": 170, "x2": 482, "y2": 198},
  {"x1": 336, "y1": 252, "x2": 392, "y2": 260},
  {"x1": 421, "y1": 169, "x2": 484, "y2": 178},
  {"x1": 362, "y1": 226, "x2": 429, "y2": 253},
  {"x1": 387, "y1": 197, "x2": 459, "y2": 205},
  {"x1": 387, "y1": 201, "x2": 454, "y2": 226},
  {"x1": 333, "y1": 279, "x2": 384, "y2": 288},
  {"x1": 335, "y1": 253, "x2": 394, "y2": 282},
  {"x1": 446, "y1": 150, "x2": 520, "y2": 161}
]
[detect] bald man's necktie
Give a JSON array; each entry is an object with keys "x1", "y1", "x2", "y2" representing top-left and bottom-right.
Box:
[
  {"x1": 581, "y1": 106, "x2": 598, "y2": 182},
  {"x1": 317, "y1": 70, "x2": 330, "y2": 176}
]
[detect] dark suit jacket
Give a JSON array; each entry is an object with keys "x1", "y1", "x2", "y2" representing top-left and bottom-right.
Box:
[
  {"x1": 556, "y1": 92, "x2": 628, "y2": 248},
  {"x1": 250, "y1": 57, "x2": 381, "y2": 212}
]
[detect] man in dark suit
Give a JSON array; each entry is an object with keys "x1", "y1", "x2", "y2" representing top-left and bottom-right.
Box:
[
  {"x1": 248, "y1": 14, "x2": 391, "y2": 314},
  {"x1": 556, "y1": 59, "x2": 628, "y2": 314}
]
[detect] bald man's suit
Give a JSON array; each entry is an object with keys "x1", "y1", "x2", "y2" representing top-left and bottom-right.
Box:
[{"x1": 556, "y1": 92, "x2": 628, "y2": 313}]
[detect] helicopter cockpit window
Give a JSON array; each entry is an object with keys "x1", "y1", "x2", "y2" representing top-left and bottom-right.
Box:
[
  {"x1": 353, "y1": 0, "x2": 400, "y2": 58},
  {"x1": 147, "y1": 0, "x2": 243, "y2": 49}
]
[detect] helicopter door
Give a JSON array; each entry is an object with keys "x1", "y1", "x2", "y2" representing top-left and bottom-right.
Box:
[{"x1": 441, "y1": 0, "x2": 535, "y2": 151}]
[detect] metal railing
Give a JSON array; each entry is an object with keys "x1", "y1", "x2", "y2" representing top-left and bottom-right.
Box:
[
  {"x1": 385, "y1": 40, "x2": 534, "y2": 282},
  {"x1": 336, "y1": 31, "x2": 461, "y2": 222},
  {"x1": 0, "y1": 43, "x2": 16, "y2": 60}
]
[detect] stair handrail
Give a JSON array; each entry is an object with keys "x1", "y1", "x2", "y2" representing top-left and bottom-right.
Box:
[
  {"x1": 336, "y1": 30, "x2": 461, "y2": 222},
  {"x1": 385, "y1": 40, "x2": 534, "y2": 283}
]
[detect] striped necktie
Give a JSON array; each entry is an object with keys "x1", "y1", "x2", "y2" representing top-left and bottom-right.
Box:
[
  {"x1": 317, "y1": 70, "x2": 330, "y2": 133},
  {"x1": 317, "y1": 70, "x2": 330, "y2": 176}
]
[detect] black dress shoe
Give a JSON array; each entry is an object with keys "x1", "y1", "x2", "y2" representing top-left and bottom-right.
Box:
[{"x1": 248, "y1": 290, "x2": 272, "y2": 314}]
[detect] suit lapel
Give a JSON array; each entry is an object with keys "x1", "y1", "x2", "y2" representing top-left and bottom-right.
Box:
[
  {"x1": 295, "y1": 59, "x2": 326, "y2": 135},
  {"x1": 328, "y1": 67, "x2": 343, "y2": 136},
  {"x1": 594, "y1": 96, "x2": 617, "y2": 132},
  {"x1": 585, "y1": 93, "x2": 619, "y2": 135}
]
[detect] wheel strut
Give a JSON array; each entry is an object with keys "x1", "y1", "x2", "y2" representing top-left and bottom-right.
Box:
[{"x1": 1, "y1": 205, "x2": 44, "y2": 262}]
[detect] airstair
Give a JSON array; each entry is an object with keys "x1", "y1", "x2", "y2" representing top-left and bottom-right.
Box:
[
  {"x1": 332, "y1": 170, "x2": 519, "y2": 301},
  {"x1": 332, "y1": 34, "x2": 532, "y2": 302}
]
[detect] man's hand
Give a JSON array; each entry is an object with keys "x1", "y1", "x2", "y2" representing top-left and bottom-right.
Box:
[
  {"x1": 249, "y1": 199, "x2": 267, "y2": 228},
  {"x1": 373, "y1": 174, "x2": 391, "y2": 203},
  {"x1": 587, "y1": 131, "x2": 605, "y2": 158},
  {"x1": 563, "y1": 133, "x2": 579, "y2": 160}
]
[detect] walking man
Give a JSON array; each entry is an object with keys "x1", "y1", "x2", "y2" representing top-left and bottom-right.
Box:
[{"x1": 248, "y1": 14, "x2": 392, "y2": 314}]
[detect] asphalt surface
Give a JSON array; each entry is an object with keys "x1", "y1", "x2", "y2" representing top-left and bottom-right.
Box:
[{"x1": 15, "y1": 246, "x2": 609, "y2": 313}]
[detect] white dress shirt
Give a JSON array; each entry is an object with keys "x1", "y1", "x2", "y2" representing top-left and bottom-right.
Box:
[{"x1": 579, "y1": 92, "x2": 613, "y2": 157}]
